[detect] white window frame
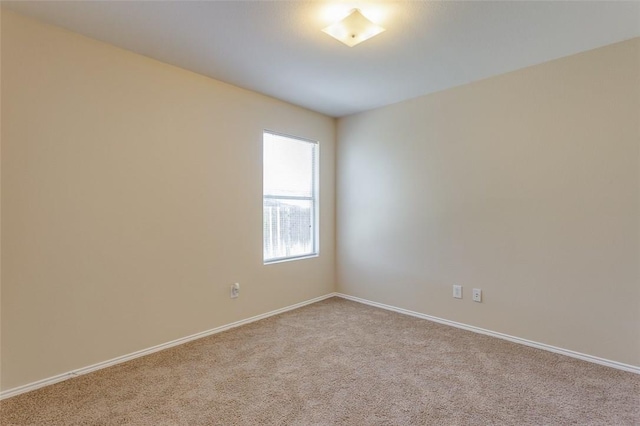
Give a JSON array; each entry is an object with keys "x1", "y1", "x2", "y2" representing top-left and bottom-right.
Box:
[{"x1": 263, "y1": 130, "x2": 319, "y2": 264}]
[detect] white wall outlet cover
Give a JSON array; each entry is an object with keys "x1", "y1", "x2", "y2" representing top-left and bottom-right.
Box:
[
  {"x1": 231, "y1": 283, "x2": 240, "y2": 299},
  {"x1": 453, "y1": 285, "x2": 462, "y2": 299},
  {"x1": 472, "y1": 288, "x2": 482, "y2": 302}
]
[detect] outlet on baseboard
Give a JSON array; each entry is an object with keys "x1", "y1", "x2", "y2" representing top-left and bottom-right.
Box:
[
  {"x1": 230, "y1": 283, "x2": 240, "y2": 299},
  {"x1": 453, "y1": 285, "x2": 462, "y2": 299}
]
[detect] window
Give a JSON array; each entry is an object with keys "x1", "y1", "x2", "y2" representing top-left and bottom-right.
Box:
[{"x1": 263, "y1": 131, "x2": 318, "y2": 263}]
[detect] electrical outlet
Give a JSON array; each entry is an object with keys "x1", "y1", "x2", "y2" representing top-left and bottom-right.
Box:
[
  {"x1": 230, "y1": 283, "x2": 240, "y2": 299},
  {"x1": 453, "y1": 285, "x2": 462, "y2": 299},
  {"x1": 472, "y1": 288, "x2": 482, "y2": 302}
]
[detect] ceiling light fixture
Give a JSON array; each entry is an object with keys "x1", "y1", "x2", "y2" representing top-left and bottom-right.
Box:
[{"x1": 322, "y1": 9, "x2": 385, "y2": 47}]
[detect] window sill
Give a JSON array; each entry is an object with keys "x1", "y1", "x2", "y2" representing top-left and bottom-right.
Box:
[{"x1": 264, "y1": 254, "x2": 318, "y2": 265}]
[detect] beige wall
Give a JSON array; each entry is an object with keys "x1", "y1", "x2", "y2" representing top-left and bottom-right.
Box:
[
  {"x1": 1, "y1": 8, "x2": 638, "y2": 394},
  {"x1": 1, "y1": 11, "x2": 335, "y2": 391},
  {"x1": 337, "y1": 38, "x2": 640, "y2": 366}
]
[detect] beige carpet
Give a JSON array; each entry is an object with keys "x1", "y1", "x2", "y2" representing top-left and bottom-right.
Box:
[{"x1": 1, "y1": 297, "x2": 638, "y2": 425}]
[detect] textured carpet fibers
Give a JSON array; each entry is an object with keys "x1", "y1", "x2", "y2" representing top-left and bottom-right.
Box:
[{"x1": 1, "y1": 297, "x2": 638, "y2": 425}]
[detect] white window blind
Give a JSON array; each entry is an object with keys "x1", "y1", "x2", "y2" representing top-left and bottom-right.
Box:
[{"x1": 263, "y1": 131, "x2": 318, "y2": 263}]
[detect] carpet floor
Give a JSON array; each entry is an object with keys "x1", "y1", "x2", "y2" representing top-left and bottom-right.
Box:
[{"x1": 1, "y1": 297, "x2": 638, "y2": 425}]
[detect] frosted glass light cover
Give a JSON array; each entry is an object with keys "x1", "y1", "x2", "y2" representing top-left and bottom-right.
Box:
[{"x1": 322, "y1": 9, "x2": 385, "y2": 47}]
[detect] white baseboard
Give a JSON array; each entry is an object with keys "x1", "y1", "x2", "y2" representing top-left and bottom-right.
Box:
[
  {"x1": 335, "y1": 293, "x2": 640, "y2": 375},
  {"x1": 4, "y1": 291, "x2": 636, "y2": 400},
  {"x1": 0, "y1": 292, "x2": 338, "y2": 400}
]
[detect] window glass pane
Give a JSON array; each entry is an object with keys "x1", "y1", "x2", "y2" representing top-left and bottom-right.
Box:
[
  {"x1": 263, "y1": 198, "x2": 313, "y2": 261},
  {"x1": 264, "y1": 133, "x2": 314, "y2": 197}
]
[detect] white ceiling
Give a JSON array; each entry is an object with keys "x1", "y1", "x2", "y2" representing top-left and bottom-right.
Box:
[{"x1": 4, "y1": 1, "x2": 639, "y2": 117}]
